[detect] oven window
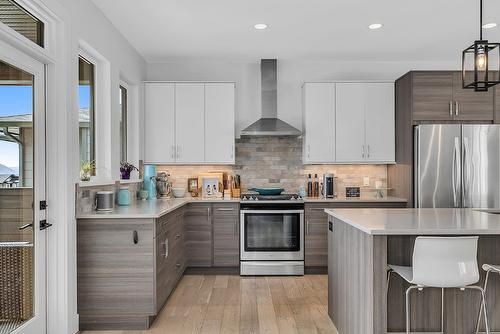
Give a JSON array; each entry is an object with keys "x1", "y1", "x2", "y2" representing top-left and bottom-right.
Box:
[{"x1": 244, "y1": 213, "x2": 300, "y2": 252}]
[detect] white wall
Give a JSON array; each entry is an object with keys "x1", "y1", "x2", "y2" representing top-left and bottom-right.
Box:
[
  {"x1": 147, "y1": 59, "x2": 459, "y2": 136},
  {"x1": 18, "y1": 0, "x2": 147, "y2": 333}
]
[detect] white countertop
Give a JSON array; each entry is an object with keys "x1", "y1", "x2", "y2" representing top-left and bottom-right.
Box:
[
  {"x1": 76, "y1": 197, "x2": 239, "y2": 219},
  {"x1": 325, "y1": 208, "x2": 500, "y2": 235},
  {"x1": 76, "y1": 196, "x2": 407, "y2": 220}
]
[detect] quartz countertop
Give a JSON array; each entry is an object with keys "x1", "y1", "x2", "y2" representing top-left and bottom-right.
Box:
[
  {"x1": 76, "y1": 196, "x2": 407, "y2": 220},
  {"x1": 325, "y1": 208, "x2": 500, "y2": 235},
  {"x1": 76, "y1": 197, "x2": 239, "y2": 219}
]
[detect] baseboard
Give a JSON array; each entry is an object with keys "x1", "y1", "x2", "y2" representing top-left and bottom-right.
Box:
[
  {"x1": 78, "y1": 314, "x2": 152, "y2": 331},
  {"x1": 305, "y1": 266, "x2": 327, "y2": 274},
  {"x1": 184, "y1": 266, "x2": 239, "y2": 275}
]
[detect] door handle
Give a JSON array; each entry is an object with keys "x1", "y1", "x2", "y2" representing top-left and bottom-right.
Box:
[{"x1": 39, "y1": 220, "x2": 52, "y2": 231}]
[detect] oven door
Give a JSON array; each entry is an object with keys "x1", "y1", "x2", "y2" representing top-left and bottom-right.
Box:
[{"x1": 240, "y1": 209, "x2": 304, "y2": 261}]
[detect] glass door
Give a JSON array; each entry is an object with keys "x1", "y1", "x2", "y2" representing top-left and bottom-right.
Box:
[{"x1": 0, "y1": 40, "x2": 46, "y2": 334}]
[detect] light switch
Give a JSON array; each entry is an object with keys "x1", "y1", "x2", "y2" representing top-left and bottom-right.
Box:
[{"x1": 363, "y1": 177, "x2": 370, "y2": 187}]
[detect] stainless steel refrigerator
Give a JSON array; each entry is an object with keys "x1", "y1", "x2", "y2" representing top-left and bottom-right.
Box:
[{"x1": 414, "y1": 124, "x2": 500, "y2": 208}]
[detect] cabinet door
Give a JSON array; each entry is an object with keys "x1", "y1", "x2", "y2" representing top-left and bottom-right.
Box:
[
  {"x1": 335, "y1": 83, "x2": 365, "y2": 162},
  {"x1": 212, "y1": 203, "x2": 239, "y2": 267},
  {"x1": 205, "y1": 83, "x2": 235, "y2": 164},
  {"x1": 303, "y1": 83, "x2": 335, "y2": 163},
  {"x1": 175, "y1": 83, "x2": 205, "y2": 163},
  {"x1": 412, "y1": 72, "x2": 454, "y2": 121},
  {"x1": 452, "y1": 72, "x2": 494, "y2": 121},
  {"x1": 495, "y1": 87, "x2": 500, "y2": 123},
  {"x1": 365, "y1": 83, "x2": 395, "y2": 163},
  {"x1": 144, "y1": 83, "x2": 175, "y2": 163},
  {"x1": 184, "y1": 204, "x2": 212, "y2": 267}
]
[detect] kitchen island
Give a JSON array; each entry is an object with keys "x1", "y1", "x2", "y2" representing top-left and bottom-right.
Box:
[{"x1": 326, "y1": 208, "x2": 500, "y2": 334}]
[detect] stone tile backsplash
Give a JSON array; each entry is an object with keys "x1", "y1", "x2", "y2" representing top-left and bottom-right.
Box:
[
  {"x1": 76, "y1": 181, "x2": 142, "y2": 214},
  {"x1": 157, "y1": 136, "x2": 387, "y2": 197}
]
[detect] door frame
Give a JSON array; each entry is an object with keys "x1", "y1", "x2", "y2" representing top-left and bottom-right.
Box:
[
  {"x1": 0, "y1": 36, "x2": 47, "y2": 334},
  {"x1": 0, "y1": 1, "x2": 78, "y2": 334}
]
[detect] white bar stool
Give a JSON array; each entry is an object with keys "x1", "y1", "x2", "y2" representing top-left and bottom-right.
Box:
[
  {"x1": 476, "y1": 264, "x2": 500, "y2": 334},
  {"x1": 386, "y1": 236, "x2": 490, "y2": 334}
]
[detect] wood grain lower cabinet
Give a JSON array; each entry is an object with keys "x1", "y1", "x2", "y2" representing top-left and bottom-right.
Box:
[
  {"x1": 304, "y1": 201, "x2": 407, "y2": 267},
  {"x1": 77, "y1": 219, "x2": 156, "y2": 330},
  {"x1": 212, "y1": 203, "x2": 239, "y2": 267},
  {"x1": 185, "y1": 203, "x2": 212, "y2": 267}
]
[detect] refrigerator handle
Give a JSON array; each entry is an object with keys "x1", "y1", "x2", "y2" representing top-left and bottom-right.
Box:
[
  {"x1": 452, "y1": 137, "x2": 461, "y2": 208},
  {"x1": 462, "y1": 137, "x2": 470, "y2": 208}
]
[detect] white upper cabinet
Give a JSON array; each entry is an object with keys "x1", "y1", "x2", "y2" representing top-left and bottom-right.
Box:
[
  {"x1": 144, "y1": 83, "x2": 175, "y2": 163},
  {"x1": 143, "y1": 82, "x2": 236, "y2": 164},
  {"x1": 205, "y1": 83, "x2": 235, "y2": 163},
  {"x1": 303, "y1": 83, "x2": 335, "y2": 163},
  {"x1": 335, "y1": 83, "x2": 366, "y2": 163},
  {"x1": 364, "y1": 83, "x2": 395, "y2": 162},
  {"x1": 175, "y1": 83, "x2": 205, "y2": 163},
  {"x1": 303, "y1": 82, "x2": 395, "y2": 164}
]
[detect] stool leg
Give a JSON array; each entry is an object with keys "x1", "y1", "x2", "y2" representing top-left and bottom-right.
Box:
[
  {"x1": 480, "y1": 287, "x2": 491, "y2": 334},
  {"x1": 405, "y1": 286, "x2": 417, "y2": 334},
  {"x1": 475, "y1": 270, "x2": 491, "y2": 334}
]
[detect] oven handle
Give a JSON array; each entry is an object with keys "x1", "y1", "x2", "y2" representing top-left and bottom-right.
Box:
[{"x1": 240, "y1": 210, "x2": 304, "y2": 214}]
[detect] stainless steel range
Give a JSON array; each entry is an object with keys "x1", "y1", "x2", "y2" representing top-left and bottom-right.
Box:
[{"x1": 240, "y1": 193, "x2": 304, "y2": 275}]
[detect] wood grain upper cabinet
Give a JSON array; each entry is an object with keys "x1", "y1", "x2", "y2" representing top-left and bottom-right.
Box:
[
  {"x1": 302, "y1": 83, "x2": 336, "y2": 163},
  {"x1": 452, "y1": 72, "x2": 494, "y2": 121},
  {"x1": 412, "y1": 72, "x2": 454, "y2": 121},
  {"x1": 205, "y1": 83, "x2": 235, "y2": 163},
  {"x1": 175, "y1": 83, "x2": 205, "y2": 163},
  {"x1": 144, "y1": 83, "x2": 175, "y2": 163},
  {"x1": 365, "y1": 83, "x2": 395, "y2": 162},
  {"x1": 335, "y1": 83, "x2": 365, "y2": 162},
  {"x1": 212, "y1": 203, "x2": 239, "y2": 267}
]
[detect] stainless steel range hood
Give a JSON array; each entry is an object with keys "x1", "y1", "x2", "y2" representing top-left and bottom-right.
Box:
[{"x1": 240, "y1": 59, "x2": 301, "y2": 136}]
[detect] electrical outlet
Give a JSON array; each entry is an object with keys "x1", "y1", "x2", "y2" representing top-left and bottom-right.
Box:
[{"x1": 363, "y1": 177, "x2": 370, "y2": 187}]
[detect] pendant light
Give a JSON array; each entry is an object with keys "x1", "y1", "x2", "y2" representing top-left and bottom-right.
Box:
[{"x1": 462, "y1": 0, "x2": 500, "y2": 91}]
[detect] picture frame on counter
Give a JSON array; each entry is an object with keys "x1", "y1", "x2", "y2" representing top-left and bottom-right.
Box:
[
  {"x1": 198, "y1": 172, "x2": 224, "y2": 198},
  {"x1": 188, "y1": 178, "x2": 198, "y2": 194}
]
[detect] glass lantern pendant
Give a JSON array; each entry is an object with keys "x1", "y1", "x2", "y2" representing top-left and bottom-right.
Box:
[{"x1": 462, "y1": 0, "x2": 500, "y2": 91}]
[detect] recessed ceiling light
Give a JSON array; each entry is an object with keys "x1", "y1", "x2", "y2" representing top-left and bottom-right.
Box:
[
  {"x1": 254, "y1": 23, "x2": 268, "y2": 30},
  {"x1": 368, "y1": 23, "x2": 383, "y2": 30},
  {"x1": 483, "y1": 22, "x2": 497, "y2": 29}
]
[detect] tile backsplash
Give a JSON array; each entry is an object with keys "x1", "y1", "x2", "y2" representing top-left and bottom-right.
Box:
[
  {"x1": 157, "y1": 136, "x2": 387, "y2": 197},
  {"x1": 76, "y1": 181, "x2": 142, "y2": 214}
]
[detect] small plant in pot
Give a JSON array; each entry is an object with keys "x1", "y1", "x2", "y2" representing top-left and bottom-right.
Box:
[
  {"x1": 80, "y1": 161, "x2": 95, "y2": 182},
  {"x1": 120, "y1": 162, "x2": 138, "y2": 180}
]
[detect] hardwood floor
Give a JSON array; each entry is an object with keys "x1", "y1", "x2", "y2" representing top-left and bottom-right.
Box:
[{"x1": 82, "y1": 274, "x2": 338, "y2": 334}]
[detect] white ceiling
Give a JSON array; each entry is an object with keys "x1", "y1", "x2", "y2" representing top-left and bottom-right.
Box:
[{"x1": 91, "y1": 0, "x2": 500, "y2": 62}]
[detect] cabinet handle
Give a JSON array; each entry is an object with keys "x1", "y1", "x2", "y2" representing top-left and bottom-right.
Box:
[
  {"x1": 217, "y1": 208, "x2": 235, "y2": 211},
  {"x1": 177, "y1": 145, "x2": 181, "y2": 159},
  {"x1": 306, "y1": 220, "x2": 310, "y2": 235},
  {"x1": 175, "y1": 263, "x2": 181, "y2": 269},
  {"x1": 133, "y1": 230, "x2": 138, "y2": 244},
  {"x1": 455, "y1": 101, "x2": 459, "y2": 116},
  {"x1": 367, "y1": 145, "x2": 370, "y2": 159},
  {"x1": 175, "y1": 234, "x2": 181, "y2": 240},
  {"x1": 310, "y1": 208, "x2": 327, "y2": 211},
  {"x1": 162, "y1": 238, "x2": 169, "y2": 258},
  {"x1": 231, "y1": 145, "x2": 234, "y2": 159},
  {"x1": 449, "y1": 101, "x2": 453, "y2": 116},
  {"x1": 235, "y1": 218, "x2": 238, "y2": 235},
  {"x1": 307, "y1": 145, "x2": 311, "y2": 158},
  {"x1": 362, "y1": 145, "x2": 365, "y2": 158},
  {"x1": 171, "y1": 145, "x2": 175, "y2": 159},
  {"x1": 207, "y1": 207, "x2": 211, "y2": 222}
]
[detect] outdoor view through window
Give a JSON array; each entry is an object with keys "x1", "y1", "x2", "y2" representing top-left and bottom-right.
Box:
[{"x1": 78, "y1": 56, "x2": 95, "y2": 173}]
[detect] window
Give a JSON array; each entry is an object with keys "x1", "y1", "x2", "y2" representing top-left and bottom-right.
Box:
[
  {"x1": 0, "y1": 0, "x2": 44, "y2": 47},
  {"x1": 119, "y1": 85, "x2": 127, "y2": 163},
  {"x1": 78, "y1": 56, "x2": 95, "y2": 169}
]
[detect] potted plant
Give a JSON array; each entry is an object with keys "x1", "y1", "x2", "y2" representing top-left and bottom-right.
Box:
[
  {"x1": 120, "y1": 162, "x2": 138, "y2": 180},
  {"x1": 80, "y1": 161, "x2": 95, "y2": 181}
]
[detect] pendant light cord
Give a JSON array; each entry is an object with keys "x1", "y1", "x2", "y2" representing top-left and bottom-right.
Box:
[{"x1": 480, "y1": 0, "x2": 483, "y2": 40}]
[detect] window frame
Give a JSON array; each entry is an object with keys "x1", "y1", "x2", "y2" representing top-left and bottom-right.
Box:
[
  {"x1": 0, "y1": 0, "x2": 45, "y2": 48},
  {"x1": 78, "y1": 55, "x2": 96, "y2": 169},
  {"x1": 119, "y1": 84, "x2": 127, "y2": 163}
]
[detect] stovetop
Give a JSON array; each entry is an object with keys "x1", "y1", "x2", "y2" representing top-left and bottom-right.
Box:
[{"x1": 240, "y1": 193, "x2": 303, "y2": 202}]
